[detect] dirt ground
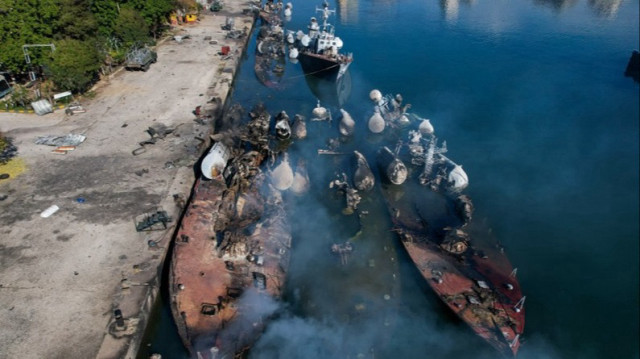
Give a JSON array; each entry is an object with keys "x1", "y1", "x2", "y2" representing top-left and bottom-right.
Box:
[{"x1": 0, "y1": 4, "x2": 256, "y2": 359}]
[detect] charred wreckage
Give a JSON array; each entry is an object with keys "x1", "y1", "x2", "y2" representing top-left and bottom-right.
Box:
[{"x1": 169, "y1": 103, "x2": 293, "y2": 358}]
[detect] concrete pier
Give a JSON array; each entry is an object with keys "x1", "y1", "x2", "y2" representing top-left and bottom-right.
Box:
[{"x1": 0, "y1": 3, "x2": 256, "y2": 358}]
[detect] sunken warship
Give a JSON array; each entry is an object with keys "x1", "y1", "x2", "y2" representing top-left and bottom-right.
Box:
[
  {"x1": 255, "y1": 0, "x2": 290, "y2": 25},
  {"x1": 169, "y1": 104, "x2": 292, "y2": 358},
  {"x1": 254, "y1": 5, "x2": 287, "y2": 89},
  {"x1": 254, "y1": 24, "x2": 287, "y2": 88},
  {"x1": 368, "y1": 90, "x2": 526, "y2": 357}
]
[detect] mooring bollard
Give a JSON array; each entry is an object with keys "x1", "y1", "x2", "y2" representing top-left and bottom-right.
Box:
[{"x1": 114, "y1": 309, "x2": 126, "y2": 330}]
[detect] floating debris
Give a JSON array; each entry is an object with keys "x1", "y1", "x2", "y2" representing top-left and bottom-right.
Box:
[
  {"x1": 329, "y1": 172, "x2": 361, "y2": 214},
  {"x1": 331, "y1": 241, "x2": 353, "y2": 265}
]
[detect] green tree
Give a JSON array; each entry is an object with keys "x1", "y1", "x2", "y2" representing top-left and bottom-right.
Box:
[
  {"x1": 91, "y1": 0, "x2": 121, "y2": 37},
  {"x1": 142, "y1": 0, "x2": 174, "y2": 39},
  {"x1": 53, "y1": 0, "x2": 98, "y2": 40},
  {"x1": 45, "y1": 38, "x2": 104, "y2": 93},
  {"x1": 128, "y1": 0, "x2": 174, "y2": 39},
  {"x1": 0, "y1": 0, "x2": 59, "y2": 73},
  {"x1": 0, "y1": 0, "x2": 178, "y2": 89},
  {"x1": 113, "y1": 6, "x2": 149, "y2": 46}
]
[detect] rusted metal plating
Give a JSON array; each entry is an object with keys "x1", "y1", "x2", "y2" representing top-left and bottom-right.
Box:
[
  {"x1": 380, "y1": 131, "x2": 525, "y2": 357},
  {"x1": 169, "y1": 106, "x2": 292, "y2": 358}
]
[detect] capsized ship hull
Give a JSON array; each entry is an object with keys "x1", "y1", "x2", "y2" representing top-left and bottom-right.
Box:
[
  {"x1": 169, "y1": 107, "x2": 292, "y2": 358},
  {"x1": 377, "y1": 145, "x2": 525, "y2": 357}
]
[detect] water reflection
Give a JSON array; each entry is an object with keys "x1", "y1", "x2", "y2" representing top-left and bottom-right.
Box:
[
  {"x1": 440, "y1": 0, "x2": 476, "y2": 23},
  {"x1": 532, "y1": 0, "x2": 578, "y2": 12},
  {"x1": 588, "y1": 0, "x2": 623, "y2": 18},
  {"x1": 303, "y1": 70, "x2": 352, "y2": 108},
  {"x1": 533, "y1": 0, "x2": 623, "y2": 17},
  {"x1": 337, "y1": 0, "x2": 359, "y2": 25}
]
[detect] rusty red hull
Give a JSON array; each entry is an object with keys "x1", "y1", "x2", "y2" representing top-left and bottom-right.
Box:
[
  {"x1": 169, "y1": 150, "x2": 291, "y2": 357},
  {"x1": 381, "y1": 181, "x2": 525, "y2": 357}
]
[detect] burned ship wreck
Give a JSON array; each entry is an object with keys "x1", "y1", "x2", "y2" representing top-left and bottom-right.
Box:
[
  {"x1": 169, "y1": 104, "x2": 292, "y2": 358},
  {"x1": 168, "y1": 91, "x2": 525, "y2": 358},
  {"x1": 168, "y1": 4, "x2": 525, "y2": 351},
  {"x1": 369, "y1": 89, "x2": 526, "y2": 357},
  {"x1": 254, "y1": 0, "x2": 287, "y2": 88}
]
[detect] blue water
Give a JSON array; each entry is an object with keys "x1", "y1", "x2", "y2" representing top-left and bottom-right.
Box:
[{"x1": 143, "y1": 1, "x2": 639, "y2": 358}]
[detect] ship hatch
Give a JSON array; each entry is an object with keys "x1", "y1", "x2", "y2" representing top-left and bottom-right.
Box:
[
  {"x1": 227, "y1": 287, "x2": 243, "y2": 298},
  {"x1": 225, "y1": 261, "x2": 235, "y2": 271},
  {"x1": 201, "y1": 303, "x2": 218, "y2": 315}
]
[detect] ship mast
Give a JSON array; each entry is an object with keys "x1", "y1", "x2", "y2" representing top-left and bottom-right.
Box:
[{"x1": 316, "y1": 0, "x2": 335, "y2": 34}]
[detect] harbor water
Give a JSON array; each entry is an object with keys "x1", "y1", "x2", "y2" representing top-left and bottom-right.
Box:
[{"x1": 142, "y1": 0, "x2": 639, "y2": 358}]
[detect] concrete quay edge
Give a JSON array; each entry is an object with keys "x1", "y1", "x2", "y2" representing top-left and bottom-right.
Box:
[{"x1": 0, "y1": 3, "x2": 257, "y2": 359}]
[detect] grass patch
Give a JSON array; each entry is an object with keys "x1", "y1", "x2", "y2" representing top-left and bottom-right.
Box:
[{"x1": 0, "y1": 157, "x2": 27, "y2": 181}]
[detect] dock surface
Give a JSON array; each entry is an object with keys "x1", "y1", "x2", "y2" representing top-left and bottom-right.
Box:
[{"x1": 0, "y1": 4, "x2": 255, "y2": 358}]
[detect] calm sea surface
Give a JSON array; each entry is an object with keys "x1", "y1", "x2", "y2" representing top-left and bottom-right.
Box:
[{"x1": 142, "y1": 0, "x2": 639, "y2": 358}]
